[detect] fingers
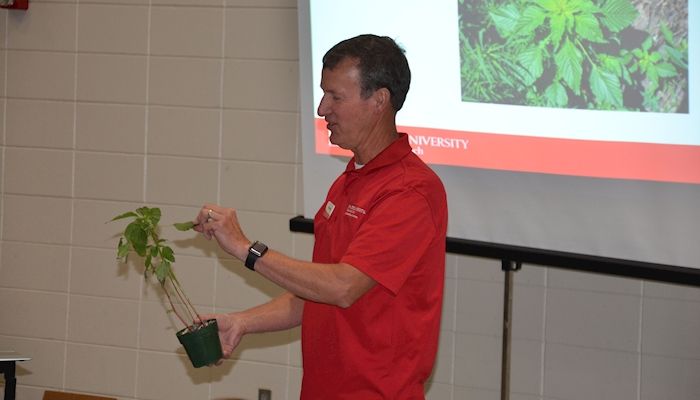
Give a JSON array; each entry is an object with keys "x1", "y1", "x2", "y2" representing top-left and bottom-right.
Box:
[
  {"x1": 196, "y1": 313, "x2": 215, "y2": 325},
  {"x1": 196, "y1": 205, "x2": 222, "y2": 239},
  {"x1": 198, "y1": 205, "x2": 220, "y2": 225},
  {"x1": 222, "y1": 344, "x2": 235, "y2": 359},
  {"x1": 203, "y1": 313, "x2": 237, "y2": 363},
  {"x1": 198, "y1": 204, "x2": 240, "y2": 228}
]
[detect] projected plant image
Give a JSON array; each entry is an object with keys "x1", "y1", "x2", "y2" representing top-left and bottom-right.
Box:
[{"x1": 458, "y1": 0, "x2": 688, "y2": 112}]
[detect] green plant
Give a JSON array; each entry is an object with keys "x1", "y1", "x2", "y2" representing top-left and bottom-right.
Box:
[
  {"x1": 458, "y1": 0, "x2": 688, "y2": 112},
  {"x1": 111, "y1": 206, "x2": 200, "y2": 330},
  {"x1": 623, "y1": 23, "x2": 687, "y2": 112}
]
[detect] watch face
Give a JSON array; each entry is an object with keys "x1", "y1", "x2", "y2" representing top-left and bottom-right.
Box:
[{"x1": 250, "y1": 241, "x2": 267, "y2": 257}]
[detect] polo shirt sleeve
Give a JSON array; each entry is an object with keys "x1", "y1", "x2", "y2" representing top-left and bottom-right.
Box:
[{"x1": 340, "y1": 188, "x2": 437, "y2": 295}]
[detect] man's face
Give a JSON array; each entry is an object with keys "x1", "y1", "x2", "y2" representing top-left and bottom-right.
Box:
[{"x1": 317, "y1": 58, "x2": 377, "y2": 152}]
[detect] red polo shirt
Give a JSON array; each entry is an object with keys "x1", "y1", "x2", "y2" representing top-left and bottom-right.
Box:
[{"x1": 301, "y1": 133, "x2": 448, "y2": 399}]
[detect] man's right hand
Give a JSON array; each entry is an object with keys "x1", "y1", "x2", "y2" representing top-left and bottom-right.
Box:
[{"x1": 200, "y1": 312, "x2": 246, "y2": 363}]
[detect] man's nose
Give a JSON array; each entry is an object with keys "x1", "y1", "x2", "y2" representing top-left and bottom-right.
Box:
[{"x1": 317, "y1": 96, "x2": 330, "y2": 117}]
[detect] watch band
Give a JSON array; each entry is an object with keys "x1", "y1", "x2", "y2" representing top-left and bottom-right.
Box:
[{"x1": 245, "y1": 241, "x2": 268, "y2": 271}]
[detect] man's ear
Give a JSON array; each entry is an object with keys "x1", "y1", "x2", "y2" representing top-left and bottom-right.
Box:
[{"x1": 373, "y1": 88, "x2": 392, "y2": 112}]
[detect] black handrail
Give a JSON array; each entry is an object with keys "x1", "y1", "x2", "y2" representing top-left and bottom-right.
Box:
[{"x1": 289, "y1": 216, "x2": 700, "y2": 287}]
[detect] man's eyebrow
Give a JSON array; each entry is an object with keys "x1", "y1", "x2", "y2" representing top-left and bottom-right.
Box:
[{"x1": 321, "y1": 87, "x2": 339, "y2": 95}]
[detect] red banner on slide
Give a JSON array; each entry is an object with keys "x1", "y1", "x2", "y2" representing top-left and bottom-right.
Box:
[{"x1": 314, "y1": 118, "x2": 700, "y2": 184}]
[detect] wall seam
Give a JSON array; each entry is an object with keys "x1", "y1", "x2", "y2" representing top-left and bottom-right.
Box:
[
  {"x1": 60, "y1": 0, "x2": 80, "y2": 391},
  {"x1": 0, "y1": 2, "x2": 9, "y2": 267},
  {"x1": 133, "y1": 1, "x2": 154, "y2": 398}
]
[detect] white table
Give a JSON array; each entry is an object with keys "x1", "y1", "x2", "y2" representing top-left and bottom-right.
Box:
[{"x1": 0, "y1": 351, "x2": 31, "y2": 400}]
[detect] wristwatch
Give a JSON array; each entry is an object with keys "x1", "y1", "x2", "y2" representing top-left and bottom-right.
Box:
[{"x1": 245, "y1": 241, "x2": 268, "y2": 271}]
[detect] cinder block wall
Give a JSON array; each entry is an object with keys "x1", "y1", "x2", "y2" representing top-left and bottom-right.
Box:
[{"x1": 1, "y1": 2, "x2": 699, "y2": 400}]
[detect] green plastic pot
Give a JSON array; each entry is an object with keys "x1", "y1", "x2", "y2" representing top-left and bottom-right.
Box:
[{"x1": 176, "y1": 319, "x2": 223, "y2": 368}]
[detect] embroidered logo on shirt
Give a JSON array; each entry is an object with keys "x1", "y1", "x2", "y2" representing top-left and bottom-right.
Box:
[
  {"x1": 323, "y1": 201, "x2": 335, "y2": 219},
  {"x1": 344, "y1": 204, "x2": 367, "y2": 219}
]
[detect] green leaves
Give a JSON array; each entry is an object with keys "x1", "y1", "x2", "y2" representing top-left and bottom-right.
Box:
[
  {"x1": 161, "y1": 246, "x2": 175, "y2": 263},
  {"x1": 600, "y1": 0, "x2": 638, "y2": 32},
  {"x1": 110, "y1": 211, "x2": 137, "y2": 222},
  {"x1": 655, "y1": 62, "x2": 678, "y2": 78},
  {"x1": 555, "y1": 39, "x2": 583, "y2": 95},
  {"x1": 110, "y1": 206, "x2": 185, "y2": 281},
  {"x1": 109, "y1": 206, "x2": 203, "y2": 330},
  {"x1": 459, "y1": 0, "x2": 688, "y2": 112},
  {"x1": 489, "y1": 4, "x2": 520, "y2": 37},
  {"x1": 548, "y1": 12, "x2": 567, "y2": 49},
  {"x1": 174, "y1": 221, "x2": 196, "y2": 231},
  {"x1": 536, "y1": 0, "x2": 604, "y2": 47},
  {"x1": 574, "y1": 10, "x2": 605, "y2": 43},
  {"x1": 117, "y1": 238, "x2": 130, "y2": 260},
  {"x1": 136, "y1": 206, "x2": 161, "y2": 227},
  {"x1": 124, "y1": 222, "x2": 148, "y2": 256},
  {"x1": 630, "y1": 35, "x2": 679, "y2": 93},
  {"x1": 517, "y1": 46, "x2": 544, "y2": 85},
  {"x1": 590, "y1": 67, "x2": 623, "y2": 107},
  {"x1": 155, "y1": 260, "x2": 171, "y2": 284},
  {"x1": 544, "y1": 81, "x2": 569, "y2": 107},
  {"x1": 517, "y1": 5, "x2": 546, "y2": 37}
]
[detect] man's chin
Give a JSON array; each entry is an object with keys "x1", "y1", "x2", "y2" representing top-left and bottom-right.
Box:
[{"x1": 328, "y1": 134, "x2": 342, "y2": 148}]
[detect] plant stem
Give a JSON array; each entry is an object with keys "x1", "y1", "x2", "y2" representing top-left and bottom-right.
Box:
[
  {"x1": 169, "y1": 271, "x2": 204, "y2": 325},
  {"x1": 162, "y1": 283, "x2": 192, "y2": 331}
]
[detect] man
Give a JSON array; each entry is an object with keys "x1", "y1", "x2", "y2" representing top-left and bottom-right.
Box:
[{"x1": 196, "y1": 34, "x2": 447, "y2": 399}]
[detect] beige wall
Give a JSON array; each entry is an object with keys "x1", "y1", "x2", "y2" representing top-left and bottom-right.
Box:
[{"x1": 1, "y1": 2, "x2": 699, "y2": 400}]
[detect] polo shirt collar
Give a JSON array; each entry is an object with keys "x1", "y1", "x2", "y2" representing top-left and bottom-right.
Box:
[{"x1": 344, "y1": 133, "x2": 412, "y2": 175}]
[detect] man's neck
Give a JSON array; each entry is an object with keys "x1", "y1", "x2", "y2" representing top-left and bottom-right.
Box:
[{"x1": 352, "y1": 119, "x2": 399, "y2": 165}]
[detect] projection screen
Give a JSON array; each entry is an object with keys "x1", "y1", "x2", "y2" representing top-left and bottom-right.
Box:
[{"x1": 298, "y1": 0, "x2": 700, "y2": 269}]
